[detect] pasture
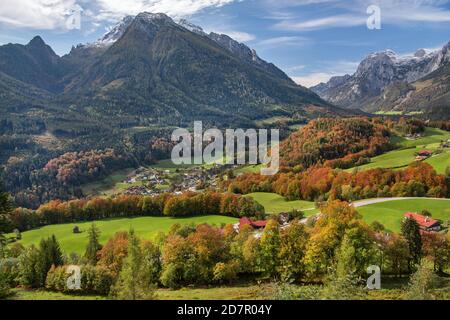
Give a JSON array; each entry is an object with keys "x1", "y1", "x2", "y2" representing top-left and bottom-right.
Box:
[
  {"x1": 246, "y1": 192, "x2": 318, "y2": 215},
  {"x1": 351, "y1": 128, "x2": 450, "y2": 173},
  {"x1": 12, "y1": 215, "x2": 238, "y2": 255},
  {"x1": 357, "y1": 198, "x2": 450, "y2": 232}
]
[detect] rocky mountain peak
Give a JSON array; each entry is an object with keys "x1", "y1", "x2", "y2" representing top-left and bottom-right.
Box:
[
  {"x1": 311, "y1": 42, "x2": 449, "y2": 109},
  {"x1": 27, "y1": 36, "x2": 46, "y2": 47}
]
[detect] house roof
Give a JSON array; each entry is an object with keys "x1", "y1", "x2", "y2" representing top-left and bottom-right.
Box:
[
  {"x1": 239, "y1": 217, "x2": 267, "y2": 229},
  {"x1": 404, "y1": 212, "x2": 440, "y2": 228}
]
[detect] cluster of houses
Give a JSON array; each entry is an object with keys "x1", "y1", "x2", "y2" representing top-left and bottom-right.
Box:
[{"x1": 120, "y1": 164, "x2": 233, "y2": 197}]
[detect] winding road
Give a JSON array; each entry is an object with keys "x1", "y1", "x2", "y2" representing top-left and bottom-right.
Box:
[{"x1": 352, "y1": 197, "x2": 450, "y2": 208}]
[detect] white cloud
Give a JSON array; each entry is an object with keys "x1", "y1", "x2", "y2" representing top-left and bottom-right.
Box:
[
  {"x1": 0, "y1": 0, "x2": 238, "y2": 30},
  {"x1": 291, "y1": 73, "x2": 333, "y2": 87},
  {"x1": 289, "y1": 59, "x2": 359, "y2": 87},
  {"x1": 95, "y1": 0, "x2": 236, "y2": 20},
  {"x1": 257, "y1": 36, "x2": 310, "y2": 46},
  {"x1": 272, "y1": 0, "x2": 450, "y2": 31},
  {"x1": 275, "y1": 14, "x2": 367, "y2": 31},
  {"x1": 212, "y1": 30, "x2": 256, "y2": 42},
  {"x1": 0, "y1": 0, "x2": 79, "y2": 29}
]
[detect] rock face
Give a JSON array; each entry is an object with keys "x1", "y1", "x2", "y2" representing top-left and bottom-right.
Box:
[
  {"x1": 0, "y1": 36, "x2": 63, "y2": 92},
  {"x1": 311, "y1": 43, "x2": 450, "y2": 112}
]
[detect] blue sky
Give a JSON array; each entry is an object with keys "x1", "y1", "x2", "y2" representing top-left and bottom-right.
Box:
[{"x1": 1, "y1": 0, "x2": 450, "y2": 87}]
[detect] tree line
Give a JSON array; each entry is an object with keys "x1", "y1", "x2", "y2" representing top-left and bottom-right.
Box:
[
  {"x1": 225, "y1": 162, "x2": 448, "y2": 202},
  {"x1": 5, "y1": 192, "x2": 265, "y2": 233}
]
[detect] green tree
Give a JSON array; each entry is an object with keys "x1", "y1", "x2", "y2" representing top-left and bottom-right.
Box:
[
  {"x1": 0, "y1": 271, "x2": 11, "y2": 299},
  {"x1": 113, "y1": 229, "x2": 156, "y2": 300},
  {"x1": 36, "y1": 235, "x2": 64, "y2": 287},
  {"x1": 84, "y1": 224, "x2": 102, "y2": 265},
  {"x1": 0, "y1": 180, "x2": 13, "y2": 256},
  {"x1": 18, "y1": 245, "x2": 41, "y2": 288},
  {"x1": 142, "y1": 241, "x2": 162, "y2": 285},
  {"x1": 260, "y1": 220, "x2": 280, "y2": 278},
  {"x1": 401, "y1": 218, "x2": 423, "y2": 271},
  {"x1": 320, "y1": 235, "x2": 367, "y2": 300},
  {"x1": 405, "y1": 261, "x2": 438, "y2": 300},
  {"x1": 446, "y1": 166, "x2": 450, "y2": 197}
]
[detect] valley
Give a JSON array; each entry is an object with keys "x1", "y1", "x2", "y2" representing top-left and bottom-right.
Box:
[{"x1": 0, "y1": 7, "x2": 449, "y2": 303}]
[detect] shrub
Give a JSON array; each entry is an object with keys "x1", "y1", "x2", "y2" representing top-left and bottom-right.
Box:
[
  {"x1": 81, "y1": 265, "x2": 114, "y2": 296},
  {"x1": 45, "y1": 266, "x2": 69, "y2": 292}
]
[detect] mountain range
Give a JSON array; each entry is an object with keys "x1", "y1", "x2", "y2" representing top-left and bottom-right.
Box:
[
  {"x1": 0, "y1": 12, "x2": 351, "y2": 132},
  {"x1": 312, "y1": 42, "x2": 450, "y2": 118}
]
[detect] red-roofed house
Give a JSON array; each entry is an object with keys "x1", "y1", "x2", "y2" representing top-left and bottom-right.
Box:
[
  {"x1": 404, "y1": 212, "x2": 441, "y2": 232},
  {"x1": 417, "y1": 150, "x2": 433, "y2": 157},
  {"x1": 239, "y1": 217, "x2": 267, "y2": 230}
]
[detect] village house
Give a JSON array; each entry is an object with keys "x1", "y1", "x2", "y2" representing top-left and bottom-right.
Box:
[
  {"x1": 416, "y1": 150, "x2": 433, "y2": 161},
  {"x1": 443, "y1": 140, "x2": 450, "y2": 148},
  {"x1": 234, "y1": 217, "x2": 267, "y2": 232},
  {"x1": 404, "y1": 212, "x2": 441, "y2": 232}
]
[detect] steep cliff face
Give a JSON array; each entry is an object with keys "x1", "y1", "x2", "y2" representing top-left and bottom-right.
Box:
[{"x1": 311, "y1": 42, "x2": 450, "y2": 114}]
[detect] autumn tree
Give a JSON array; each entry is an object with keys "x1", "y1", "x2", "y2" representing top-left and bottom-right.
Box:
[
  {"x1": 84, "y1": 224, "x2": 102, "y2": 265},
  {"x1": 304, "y1": 200, "x2": 359, "y2": 276},
  {"x1": 97, "y1": 232, "x2": 129, "y2": 275},
  {"x1": 113, "y1": 229, "x2": 156, "y2": 300},
  {"x1": 260, "y1": 219, "x2": 280, "y2": 278},
  {"x1": 278, "y1": 221, "x2": 309, "y2": 281},
  {"x1": 422, "y1": 233, "x2": 450, "y2": 273}
]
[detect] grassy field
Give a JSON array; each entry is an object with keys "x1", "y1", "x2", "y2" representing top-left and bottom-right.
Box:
[
  {"x1": 8, "y1": 286, "x2": 267, "y2": 300},
  {"x1": 12, "y1": 216, "x2": 238, "y2": 255},
  {"x1": 246, "y1": 192, "x2": 318, "y2": 215},
  {"x1": 357, "y1": 199, "x2": 450, "y2": 232},
  {"x1": 9, "y1": 289, "x2": 107, "y2": 300},
  {"x1": 351, "y1": 128, "x2": 450, "y2": 173},
  {"x1": 81, "y1": 168, "x2": 136, "y2": 196},
  {"x1": 10, "y1": 278, "x2": 448, "y2": 300}
]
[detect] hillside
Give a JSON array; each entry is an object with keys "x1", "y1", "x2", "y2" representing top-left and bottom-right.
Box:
[
  {"x1": 0, "y1": 12, "x2": 355, "y2": 209},
  {"x1": 61, "y1": 13, "x2": 339, "y2": 127},
  {"x1": 280, "y1": 118, "x2": 392, "y2": 170}
]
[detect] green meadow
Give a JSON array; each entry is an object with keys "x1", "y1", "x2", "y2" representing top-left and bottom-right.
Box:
[
  {"x1": 357, "y1": 199, "x2": 450, "y2": 232},
  {"x1": 246, "y1": 192, "x2": 318, "y2": 215},
  {"x1": 351, "y1": 128, "x2": 450, "y2": 173},
  {"x1": 11, "y1": 216, "x2": 238, "y2": 255}
]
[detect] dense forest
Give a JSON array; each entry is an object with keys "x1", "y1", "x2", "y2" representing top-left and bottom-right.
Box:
[
  {"x1": 226, "y1": 162, "x2": 448, "y2": 201},
  {"x1": 280, "y1": 118, "x2": 392, "y2": 170}
]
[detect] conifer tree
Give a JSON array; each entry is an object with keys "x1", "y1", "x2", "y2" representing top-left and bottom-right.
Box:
[
  {"x1": 114, "y1": 229, "x2": 156, "y2": 300},
  {"x1": 401, "y1": 218, "x2": 423, "y2": 271},
  {"x1": 84, "y1": 224, "x2": 102, "y2": 265}
]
